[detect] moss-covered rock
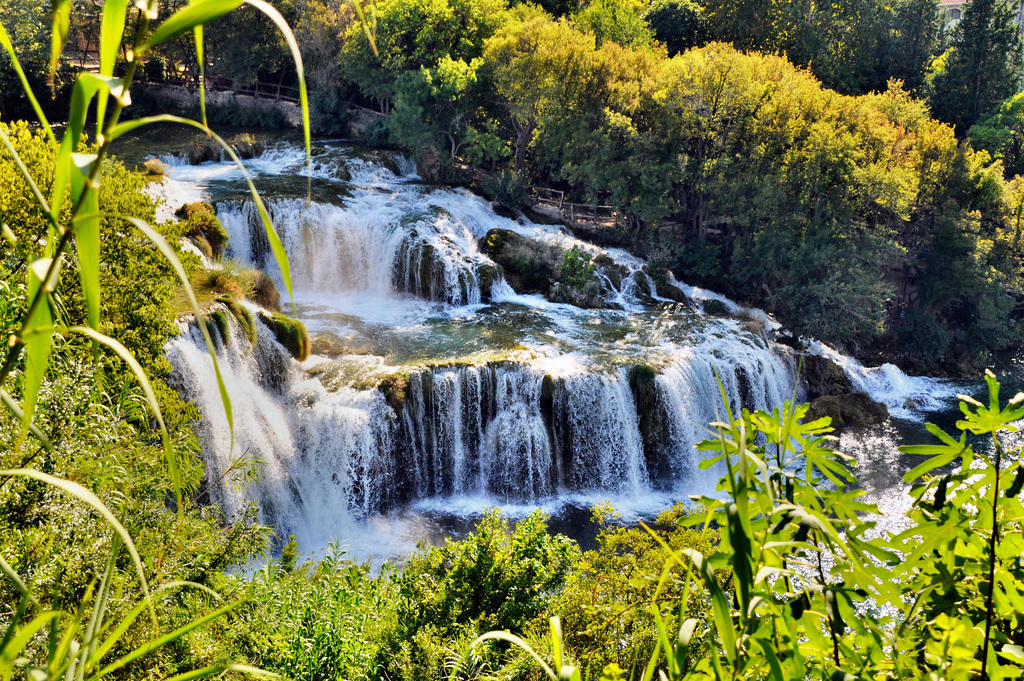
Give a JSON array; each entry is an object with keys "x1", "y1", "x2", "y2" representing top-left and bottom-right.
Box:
[
  {"x1": 801, "y1": 355, "x2": 854, "y2": 400},
  {"x1": 177, "y1": 202, "x2": 229, "y2": 258},
  {"x1": 230, "y1": 133, "x2": 266, "y2": 160},
  {"x1": 702, "y1": 299, "x2": 730, "y2": 316},
  {"x1": 258, "y1": 311, "x2": 311, "y2": 361},
  {"x1": 476, "y1": 263, "x2": 501, "y2": 300},
  {"x1": 253, "y1": 270, "x2": 282, "y2": 312},
  {"x1": 210, "y1": 309, "x2": 231, "y2": 346},
  {"x1": 378, "y1": 372, "x2": 410, "y2": 412},
  {"x1": 480, "y1": 228, "x2": 559, "y2": 294},
  {"x1": 188, "y1": 138, "x2": 221, "y2": 165},
  {"x1": 216, "y1": 295, "x2": 257, "y2": 345}
]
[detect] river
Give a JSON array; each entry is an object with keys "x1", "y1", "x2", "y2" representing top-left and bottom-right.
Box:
[{"x1": 114, "y1": 128, "x2": 979, "y2": 560}]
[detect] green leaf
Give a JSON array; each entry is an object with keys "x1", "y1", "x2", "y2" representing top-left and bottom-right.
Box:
[
  {"x1": 142, "y1": 0, "x2": 244, "y2": 49},
  {"x1": 0, "y1": 469, "x2": 155, "y2": 625},
  {"x1": 48, "y1": 0, "x2": 71, "y2": 80},
  {"x1": 17, "y1": 258, "x2": 57, "y2": 450},
  {"x1": 74, "y1": 194, "x2": 102, "y2": 330},
  {"x1": 94, "y1": 0, "x2": 128, "y2": 136},
  {"x1": 902, "y1": 443, "x2": 965, "y2": 482},
  {"x1": 67, "y1": 326, "x2": 178, "y2": 510},
  {"x1": 0, "y1": 21, "x2": 55, "y2": 138},
  {"x1": 124, "y1": 217, "x2": 233, "y2": 442}
]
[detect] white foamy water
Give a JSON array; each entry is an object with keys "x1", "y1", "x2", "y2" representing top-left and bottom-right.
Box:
[{"x1": 154, "y1": 140, "x2": 957, "y2": 555}]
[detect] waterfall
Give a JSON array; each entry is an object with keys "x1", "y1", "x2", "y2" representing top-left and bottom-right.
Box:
[
  {"x1": 217, "y1": 197, "x2": 489, "y2": 305},
  {"x1": 166, "y1": 309, "x2": 394, "y2": 547},
  {"x1": 154, "y1": 140, "x2": 954, "y2": 553}
]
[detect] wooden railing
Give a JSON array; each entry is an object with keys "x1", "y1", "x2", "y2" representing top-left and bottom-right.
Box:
[{"x1": 532, "y1": 186, "x2": 619, "y2": 227}]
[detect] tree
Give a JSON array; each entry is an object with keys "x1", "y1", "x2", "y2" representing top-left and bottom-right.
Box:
[
  {"x1": 643, "y1": 0, "x2": 709, "y2": 56},
  {"x1": 0, "y1": 0, "x2": 54, "y2": 120},
  {"x1": 482, "y1": 15, "x2": 598, "y2": 171},
  {"x1": 929, "y1": 0, "x2": 1024, "y2": 134},
  {"x1": 969, "y1": 92, "x2": 1024, "y2": 177},
  {"x1": 573, "y1": 0, "x2": 653, "y2": 48}
]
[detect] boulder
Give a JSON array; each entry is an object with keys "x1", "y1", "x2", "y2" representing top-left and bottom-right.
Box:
[
  {"x1": 480, "y1": 228, "x2": 559, "y2": 295},
  {"x1": 805, "y1": 392, "x2": 889, "y2": 428},
  {"x1": 801, "y1": 354, "x2": 854, "y2": 400}
]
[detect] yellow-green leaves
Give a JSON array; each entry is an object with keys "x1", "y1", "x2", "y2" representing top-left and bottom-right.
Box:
[
  {"x1": 17, "y1": 258, "x2": 57, "y2": 450},
  {"x1": 48, "y1": 0, "x2": 71, "y2": 81},
  {"x1": 0, "y1": 21, "x2": 54, "y2": 138},
  {"x1": 142, "y1": 0, "x2": 244, "y2": 48}
]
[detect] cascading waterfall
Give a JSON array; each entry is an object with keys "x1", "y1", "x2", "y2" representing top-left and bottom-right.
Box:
[
  {"x1": 218, "y1": 196, "x2": 489, "y2": 305},
  {"x1": 155, "y1": 140, "x2": 956, "y2": 551}
]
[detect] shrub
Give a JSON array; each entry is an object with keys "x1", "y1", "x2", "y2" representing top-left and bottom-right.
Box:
[
  {"x1": 559, "y1": 246, "x2": 596, "y2": 289},
  {"x1": 177, "y1": 201, "x2": 230, "y2": 258},
  {"x1": 363, "y1": 118, "x2": 392, "y2": 147},
  {"x1": 377, "y1": 510, "x2": 580, "y2": 681},
  {"x1": 485, "y1": 169, "x2": 530, "y2": 211}
]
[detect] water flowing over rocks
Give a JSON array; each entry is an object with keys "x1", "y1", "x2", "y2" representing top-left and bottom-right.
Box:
[{"x1": 154, "y1": 141, "x2": 963, "y2": 551}]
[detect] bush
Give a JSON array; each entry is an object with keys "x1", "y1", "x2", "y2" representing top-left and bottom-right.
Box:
[
  {"x1": 559, "y1": 246, "x2": 596, "y2": 289},
  {"x1": 363, "y1": 118, "x2": 392, "y2": 147},
  {"x1": 894, "y1": 306, "x2": 950, "y2": 363},
  {"x1": 377, "y1": 510, "x2": 580, "y2": 681},
  {"x1": 485, "y1": 169, "x2": 530, "y2": 211}
]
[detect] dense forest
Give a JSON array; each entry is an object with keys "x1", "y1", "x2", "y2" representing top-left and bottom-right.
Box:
[{"x1": 3, "y1": 0, "x2": 1024, "y2": 680}]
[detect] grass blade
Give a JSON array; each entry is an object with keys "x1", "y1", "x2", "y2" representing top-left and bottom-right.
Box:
[
  {"x1": 163, "y1": 664, "x2": 279, "y2": 681},
  {"x1": 94, "y1": 599, "x2": 248, "y2": 678},
  {"x1": 74, "y1": 192, "x2": 102, "y2": 330},
  {"x1": 0, "y1": 611, "x2": 61, "y2": 674},
  {"x1": 0, "y1": 389, "x2": 54, "y2": 453},
  {"x1": 142, "y1": 0, "x2": 244, "y2": 48},
  {"x1": 95, "y1": 0, "x2": 129, "y2": 136},
  {"x1": 0, "y1": 469, "x2": 156, "y2": 626},
  {"x1": 469, "y1": 631, "x2": 557, "y2": 681},
  {"x1": 67, "y1": 326, "x2": 178, "y2": 511},
  {"x1": 0, "y1": 21, "x2": 55, "y2": 140},
  {"x1": 91, "y1": 581, "x2": 222, "y2": 667},
  {"x1": 0, "y1": 554, "x2": 40, "y2": 609},
  {"x1": 17, "y1": 259, "x2": 57, "y2": 451},
  {"x1": 48, "y1": 0, "x2": 71, "y2": 82},
  {"x1": 244, "y1": 0, "x2": 311, "y2": 190},
  {"x1": 123, "y1": 216, "x2": 233, "y2": 443},
  {"x1": 194, "y1": 24, "x2": 208, "y2": 127}
]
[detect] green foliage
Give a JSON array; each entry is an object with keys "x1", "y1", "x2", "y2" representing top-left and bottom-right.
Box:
[
  {"x1": 484, "y1": 168, "x2": 530, "y2": 209},
  {"x1": 643, "y1": 0, "x2": 708, "y2": 56},
  {"x1": 477, "y1": 372, "x2": 1024, "y2": 680},
  {"x1": 559, "y1": 246, "x2": 595, "y2": 289},
  {"x1": 378, "y1": 510, "x2": 580, "y2": 681},
  {"x1": 215, "y1": 549, "x2": 392, "y2": 681},
  {"x1": 929, "y1": 0, "x2": 1024, "y2": 134},
  {"x1": 574, "y1": 0, "x2": 653, "y2": 48},
  {"x1": 0, "y1": 0, "x2": 309, "y2": 677},
  {"x1": 970, "y1": 91, "x2": 1024, "y2": 178},
  {"x1": 550, "y1": 505, "x2": 725, "y2": 678}
]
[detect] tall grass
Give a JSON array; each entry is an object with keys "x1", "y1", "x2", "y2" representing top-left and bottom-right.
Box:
[{"x1": 0, "y1": 0, "x2": 329, "y2": 675}]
